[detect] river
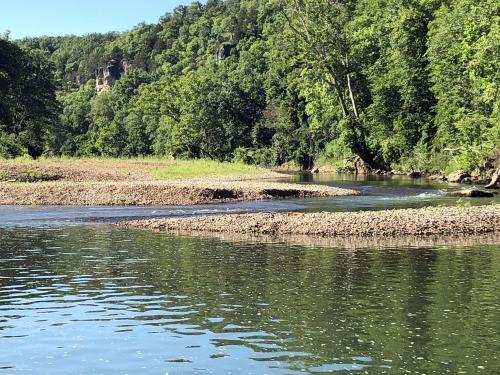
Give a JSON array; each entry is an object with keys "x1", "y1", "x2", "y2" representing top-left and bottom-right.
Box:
[{"x1": 0, "y1": 175, "x2": 499, "y2": 374}]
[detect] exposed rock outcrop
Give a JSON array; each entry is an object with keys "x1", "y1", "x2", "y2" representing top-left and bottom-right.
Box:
[
  {"x1": 352, "y1": 156, "x2": 371, "y2": 174},
  {"x1": 429, "y1": 174, "x2": 447, "y2": 181},
  {"x1": 95, "y1": 59, "x2": 122, "y2": 94},
  {"x1": 216, "y1": 42, "x2": 236, "y2": 63}
]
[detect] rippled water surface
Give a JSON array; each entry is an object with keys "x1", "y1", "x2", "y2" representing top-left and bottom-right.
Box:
[
  {"x1": 1, "y1": 225, "x2": 499, "y2": 374},
  {"x1": 1, "y1": 175, "x2": 499, "y2": 374},
  {"x1": 291, "y1": 173, "x2": 500, "y2": 212}
]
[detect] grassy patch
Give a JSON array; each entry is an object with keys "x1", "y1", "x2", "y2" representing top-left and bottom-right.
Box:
[
  {"x1": 151, "y1": 159, "x2": 267, "y2": 179},
  {"x1": 0, "y1": 157, "x2": 271, "y2": 181}
]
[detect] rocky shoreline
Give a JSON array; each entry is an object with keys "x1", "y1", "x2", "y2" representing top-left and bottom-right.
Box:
[
  {"x1": 0, "y1": 180, "x2": 358, "y2": 206},
  {"x1": 120, "y1": 205, "x2": 500, "y2": 237}
]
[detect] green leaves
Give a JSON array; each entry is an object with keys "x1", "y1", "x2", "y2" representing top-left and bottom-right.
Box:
[
  {"x1": 2, "y1": 0, "x2": 496, "y2": 172},
  {"x1": 0, "y1": 39, "x2": 59, "y2": 158},
  {"x1": 427, "y1": 0, "x2": 499, "y2": 170}
]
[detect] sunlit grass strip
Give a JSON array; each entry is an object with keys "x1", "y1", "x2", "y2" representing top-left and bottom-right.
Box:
[
  {"x1": 151, "y1": 159, "x2": 266, "y2": 179},
  {"x1": 0, "y1": 156, "x2": 165, "y2": 163},
  {"x1": 0, "y1": 157, "x2": 271, "y2": 181}
]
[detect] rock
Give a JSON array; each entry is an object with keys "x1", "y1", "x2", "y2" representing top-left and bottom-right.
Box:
[
  {"x1": 122, "y1": 60, "x2": 134, "y2": 73},
  {"x1": 449, "y1": 189, "x2": 494, "y2": 198},
  {"x1": 483, "y1": 160, "x2": 495, "y2": 170},
  {"x1": 409, "y1": 171, "x2": 422, "y2": 178},
  {"x1": 216, "y1": 42, "x2": 236, "y2": 63},
  {"x1": 448, "y1": 170, "x2": 471, "y2": 183},
  {"x1": 475, "y1": 179, "x2": 489, "y2": 185},
  {"x1": 96, "y1": 59, "x2": 122, "y2": 94},
  {"x1": 352, "y1": 156, "x2": 371, "y2": 174},
  {"x1": 461, "y1": 177, "x2": 473, "y2": 184},
  {"x1": 429, "y1": 174, "x2": 447, "y2": 181}
]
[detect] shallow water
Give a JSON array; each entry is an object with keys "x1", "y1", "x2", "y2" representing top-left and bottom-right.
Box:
[
  {"x1": 0, "y1": 175, "x2": 499, "y2": 374},
  {"x1": 0, "y1": 174, "x2": 498, "y2": 226},
  {"x1": 290, "y1": 173, "x2": 500, "y2": 212}
]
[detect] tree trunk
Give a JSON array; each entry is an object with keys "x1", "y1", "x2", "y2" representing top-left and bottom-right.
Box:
[
  {"x1": 326, "y1": 68, "x2": 382, "y2": 170},
  {"x1": 345, "y1": 56, "x2": 360, "y2": 119},
  {"x1": 485, "y1": 167, "x2": 500, "y2": 189},
  {"x1": 327, "y1": 72, "x2": 349, "y2": 117},
  {"x1": 346, "y1": 72, "x2": 359, "y2": 119}
]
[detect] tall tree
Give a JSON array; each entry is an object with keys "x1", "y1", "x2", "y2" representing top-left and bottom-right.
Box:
[
  {"x1": 281, "y1": 0, "x2": 382, "y2": 169},
  {"x1": 0, "y1": 39, "x2": 59, "y2": 158}
]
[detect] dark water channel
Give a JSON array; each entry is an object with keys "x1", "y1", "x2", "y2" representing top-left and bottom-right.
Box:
[{"x1": 0, "y1": 175, "x2": 499, "y2": 374}]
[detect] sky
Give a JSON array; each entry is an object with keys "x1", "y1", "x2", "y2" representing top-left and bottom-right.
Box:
[{"x1": 1, "y1": 0, "x2": 198, "y2": 40}]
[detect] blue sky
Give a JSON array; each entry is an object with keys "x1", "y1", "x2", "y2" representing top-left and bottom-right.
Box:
[{"x1": 1, "y1": 0, "x2": 198, "y2": 39}]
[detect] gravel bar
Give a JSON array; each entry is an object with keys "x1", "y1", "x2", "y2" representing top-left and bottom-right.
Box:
[
  {"x1": 0, "y1": 180, "x2": 358, "y2": 206},
  {"x1": 120, "y1": 205, "x2": 500, "y2": 237}
]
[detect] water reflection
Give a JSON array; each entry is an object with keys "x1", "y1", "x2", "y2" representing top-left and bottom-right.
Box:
[{"x1": 0, "y1": 226, "x2": 499, "y2": 374}]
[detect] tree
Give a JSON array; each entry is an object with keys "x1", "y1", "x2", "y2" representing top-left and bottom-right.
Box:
[
  {"x1": 427, "y1": 0, "x2": 499, "y2": 170},
  {"x1": 349, "y1": 0, "x2": 437, "y2": 168},
  {"x1": 280, "y1": 0, "x2": 383, "y2": 169},
  {"x1": 0, "y1": 39, "x2": 59, "y2": 158}
]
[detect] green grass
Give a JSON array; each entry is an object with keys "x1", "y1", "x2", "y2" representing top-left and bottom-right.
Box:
[
  {"x1": 0, "y1": 156, "x2": 271, "y2": 180},
  {"x1": 152, "y1": 159, "x2": 267, "y2": 179}
]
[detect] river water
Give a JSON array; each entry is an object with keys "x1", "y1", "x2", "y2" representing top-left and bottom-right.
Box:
[{"x1": 0, "y1": 175, "x2": 499, "y2": 374}]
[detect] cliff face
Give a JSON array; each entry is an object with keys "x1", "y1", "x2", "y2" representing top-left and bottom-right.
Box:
[
  {"x1": 95, "y1": 59, "x2": 122, "y2": 94},
  {"x1": 216, "y1": 42, "x2": 236, "y2": 63}
]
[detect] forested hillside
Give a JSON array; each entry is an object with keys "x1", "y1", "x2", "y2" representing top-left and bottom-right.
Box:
[{"x1": 1, "y1": 0, "x2": 498, "y2": 173}]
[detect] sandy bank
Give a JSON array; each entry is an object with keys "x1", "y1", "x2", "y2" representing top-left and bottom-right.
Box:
[
  {"x1": 0, "y1": 180, "x2": 358, "y2": 206},
  {"x1": 120, "y1": 205, "x2": 500, "y2": 237}
]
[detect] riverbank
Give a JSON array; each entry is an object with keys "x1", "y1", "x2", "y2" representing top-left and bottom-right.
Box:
[
  {"x1": 0, "y1": 180, "x2": 358, "y2": 206},
  {"x1": 120, "y1": 205, "x2": 500, "y2": 237},
  {"x1": 0, "y1": 158, "x2": 362, "y2": 205},
  {"x1": 312, "y1": 163, "x2": 500, "y2": 188}
]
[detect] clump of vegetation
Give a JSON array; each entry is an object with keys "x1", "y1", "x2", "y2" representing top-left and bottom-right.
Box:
[{"x1": 1, "y1": 0, "x2": 498, "y2": 174}]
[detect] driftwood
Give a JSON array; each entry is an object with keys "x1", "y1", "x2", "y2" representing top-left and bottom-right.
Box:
[{"x1": 485, "y1": 167, "x2": 500, "y2": 189}]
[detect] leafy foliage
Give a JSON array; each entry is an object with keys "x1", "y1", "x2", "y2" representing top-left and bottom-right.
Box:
[
  {"x1": 0, "y1": 38, "x2": 59, "y2": 158},
  {"x1": 2, "y1": 0, "x2": 498, "y2": 172}
]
